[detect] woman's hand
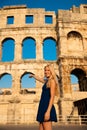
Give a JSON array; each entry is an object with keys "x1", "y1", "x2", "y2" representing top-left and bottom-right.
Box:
[
  {"x1": 44, "y1": 111, "x2": 50, "y2": 121},
  {"x1": 29, "y1": 74, "x2": 34, "y2": 78},
  {"x1": 29, "y1": 73, "x2": 45, "y2": 83},
  {"x1": 29, "y1": 72, "x2": 35, "y2": 78}
]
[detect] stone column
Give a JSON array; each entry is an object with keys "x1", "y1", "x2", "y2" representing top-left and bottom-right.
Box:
[
  {"x1": 14, "y1": 41, "x2": 22, "y2": 62},
  {"x1": 83, "y1": 38, "x2": 87, "y2": 57},
  {"x1": 59, "y1": 98, "x2": 74, "y2": 124},
  {"x1": 0, "y1": 44, "x2": 2, "y2": 61},
  {"x1": 12, "y1": 71, "x2": 21, "y2": 94},
  {"x1": 60, "y1": 64, "x2": 72, "y2": 96},
  {"x1": 36, "y1": 38, "x2": 43, "y2": 60},
  {"x1": 59, "y1": 36, "x2": 68, "y2": 56},
  {"x1": 80, "y1": 5, "x2": 84, "y2": 13}
]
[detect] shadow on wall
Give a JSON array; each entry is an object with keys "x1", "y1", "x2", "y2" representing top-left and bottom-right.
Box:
[{"x1": 0, "y1": 89, "x2": 12, "y2": 95}]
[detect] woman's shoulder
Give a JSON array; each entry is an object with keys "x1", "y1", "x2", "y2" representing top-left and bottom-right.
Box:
[
  {"x1": 48, "y1": 78, "x2": 56, "y2": 87},
  {"x1": 50, "y1": 78, "x2": 55, "y2": 83}
]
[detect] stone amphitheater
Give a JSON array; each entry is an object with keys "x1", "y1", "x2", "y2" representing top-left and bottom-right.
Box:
[{"x1": 0, "y1": 4, "x2": 87, "y2": 125}]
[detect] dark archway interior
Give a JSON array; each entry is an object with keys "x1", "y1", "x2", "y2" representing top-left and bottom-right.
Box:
[{"x1": 71, "y1": 68, "x2": 87, "y2": 91}]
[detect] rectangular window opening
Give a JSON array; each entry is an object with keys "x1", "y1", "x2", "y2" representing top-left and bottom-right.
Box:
[
  {"x1": 25, "y1": 15, "x2": 33, "y2": 24},
  {"x1": 7, "y1": 16, "x2": 14, "y2": 24},
  {"x1": 45, "y1": 15, "x2": 53, "y2": 24}
]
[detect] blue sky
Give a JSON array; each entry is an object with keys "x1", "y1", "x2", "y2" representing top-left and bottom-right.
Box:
[
  {"x1": 0, "y1": 0, "x2": 86, "y2": 89},
  {"x1": 0, "y1": 0, "x2": 87, "y2": 12}
]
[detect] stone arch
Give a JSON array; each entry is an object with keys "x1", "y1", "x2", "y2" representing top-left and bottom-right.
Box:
[
  {"x1": 1, "y1": 38, "x2": 15, "y2": 62},
  {"x1": 43, "y1": 37, "x2": 57, "y2": 60},
  {"x1": 20, "y1": 71, "x2": 36, "y2": 89},
  {"x1": 70, "y1": 68, "x2": 87, "y2": 91},
  {"x1": 0, "y1": 72, "x2": 12, "y2": 95},
  {"x1": 22, "y1": 37, "x2": 36, "y2": 59},
  {"x1": 67, "y1": 31, "x2": 83, "y2": 40},
  {"x1": 67, "y1": 31, "x2": 83, "y2": 54}
]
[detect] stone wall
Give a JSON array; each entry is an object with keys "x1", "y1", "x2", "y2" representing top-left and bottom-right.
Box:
[{"x1": 0, "y1": 4, "x2": 87, "y2": 124}]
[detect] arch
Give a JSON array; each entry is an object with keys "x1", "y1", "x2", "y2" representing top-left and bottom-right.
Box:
[
  {"x1": 22, "y1": 37, "x2": 36, "y2": 59},
  {"x1": 0, "y1": 73, "x2": 12, "y2": 88},
  {"x1": 67, "y1": 31, "x2": 82, "y2": 40},
  {"x1": 1, "y1": 38, "x2": 15, "y2": 62},
  {"x1": 43, "y1": 37, "x2": 57, "y2": 60},
  {"x1": 20, "y1": 72, "x2": 36, "y2": 88},
  {"x1": 67, "y1": 31, "x2": 83, "y2": 54},
  {"x1": 70, "y1": 68, "x2": 87, "y2": 91}
]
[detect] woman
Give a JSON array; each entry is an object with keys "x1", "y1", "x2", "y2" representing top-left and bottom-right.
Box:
[{"x1": 29, "y1": 64, "x2": 59, "y2": 130}]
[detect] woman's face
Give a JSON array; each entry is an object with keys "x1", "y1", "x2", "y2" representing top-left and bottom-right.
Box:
[{"x1": 44, "y1": 66, "x2": 52, "y2": 78}]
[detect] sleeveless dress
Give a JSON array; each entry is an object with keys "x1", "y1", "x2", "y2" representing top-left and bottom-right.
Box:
[{"x1": 36, "y1": 82, "x2": 57, "y2": 123}]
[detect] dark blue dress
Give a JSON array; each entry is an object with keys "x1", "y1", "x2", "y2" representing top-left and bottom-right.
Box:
[{"x1": 36, "y1": 82, "x2": 57, "y2": 123}]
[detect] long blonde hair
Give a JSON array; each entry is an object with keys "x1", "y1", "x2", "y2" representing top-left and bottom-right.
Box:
[{"x1": 45, "y1": 64, "x2": 59, "y2": 96}]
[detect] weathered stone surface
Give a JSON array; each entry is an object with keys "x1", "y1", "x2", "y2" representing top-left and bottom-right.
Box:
[{"x1": 0, "y1": 4, "x2": 87, "y2": 124}]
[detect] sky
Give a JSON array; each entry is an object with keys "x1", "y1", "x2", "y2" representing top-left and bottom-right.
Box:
[
  {"x1": 0, "y1": 0, "x2": 86, "y2": 89},
  {"x1": 0, "y1": 0, "x2": 87, "y2": 12}
]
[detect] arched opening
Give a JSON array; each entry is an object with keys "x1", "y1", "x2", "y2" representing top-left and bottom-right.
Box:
[
  {"x1": 20, "y1": 72, "x2": 36, "y2": 94},
  {"x1": 1, "y1": 38, "x2": 15, "y2": 62},
  {"x1": 22, "y1": 37, "x2": 36, "y2": 59},
  {"x1": 21, "y1": 72, "x2": 36, "y2": 88},
  {"x1": 70, "y1": 68, "x2": 87, "y2": 123},
  {"x1": 67, "y1": 31, "x2": 83, "y2": 55},
  {"x1": 67, "y1": 31, "x2": 82, "y2": 40},
  {"x1": 70, "y1": 68, "x2": 87, "y2": 91},
  {"x1": 0, "y1": 73, "x2": 12, "y2": 95},
  {"x1": 43, "y1": 38, "x2": 57, "y2": 60}
]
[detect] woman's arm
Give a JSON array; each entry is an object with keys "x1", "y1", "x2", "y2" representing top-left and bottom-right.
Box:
[
  {"x1": 44, "y1": 79, "x2": 56, "y2": 121},
  {"x1": 29, "y1": 73, "x2": 45, "y2": 83}
]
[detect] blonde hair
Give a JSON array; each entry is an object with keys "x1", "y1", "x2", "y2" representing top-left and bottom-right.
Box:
[{"x1": 45, "y1": 64, "x2": 59, "y2": 96}]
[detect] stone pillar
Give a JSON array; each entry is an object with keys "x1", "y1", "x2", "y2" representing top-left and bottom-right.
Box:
[
  {"x1": 36, "y1": 38, "x2": 43, "y2": 60},
  {"x1": 59, "y1": 98, "x2": 74, "y2": 124},
  {"x1": 12, "y1": 71, "x2": 21, "y2": 94},
  {"x1": 59, "y1": 36, "x2": 68, "y2": 56},
  {"x1": 0, "y1": 44, "x2": 2, "y2": 61},
  {"x1": 80, "y1": 5, "x2": 84, "y2": 13},
  {"x1": 60, "y1": 64, "x2": 72, "y2": 95},
  {"x1": 83, "y1": 38, "x2": 87, "y2": 57},
  {"x1": 72, "y1": 5, "x2": 76, "y2": 12},
  {"x1": 14, "y1": 42, "x2": 22, "y2": 61}
]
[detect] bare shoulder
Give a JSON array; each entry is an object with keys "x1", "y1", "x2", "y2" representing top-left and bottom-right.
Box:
[{"x1": 50, "y1": 78, "x2": 56, "y2": 86}]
